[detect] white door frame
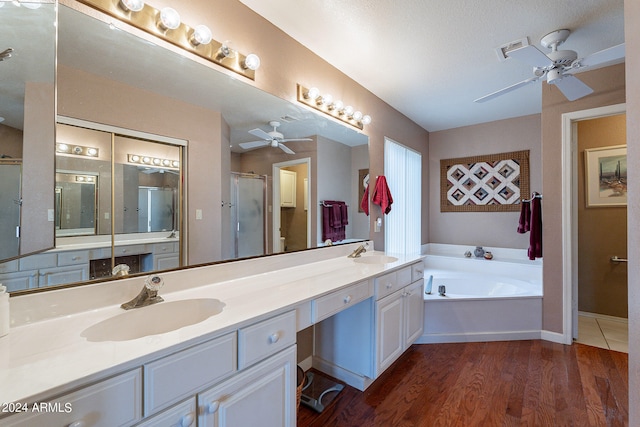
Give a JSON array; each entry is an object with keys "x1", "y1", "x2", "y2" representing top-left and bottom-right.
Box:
[
  {"x1": 272, "y1": 158, "x2": 311, "y2": 253},
  {"x1": 560, "y1": 103, "x2": 626, "y2": 344}
]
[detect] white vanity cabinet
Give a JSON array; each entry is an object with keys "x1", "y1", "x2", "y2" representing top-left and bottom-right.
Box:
[
  {"x1": 198, "y1": 346, "x2": 296, "y2": 427},
  {"x1": 3, "y1": 369, "x2": 143, "y2": 427},
  {"x1": 134, "y1": 398, "x2": 196, "y2": 427},
  {"x1": 314, "y1": 261, "x2": 425, "y2": 390}
]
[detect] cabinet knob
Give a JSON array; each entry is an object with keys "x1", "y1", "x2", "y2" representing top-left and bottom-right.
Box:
[
  {"x1": 343, "y1": 295, "x2": 352, "y2": 304},
  {"x1": 269, "y1": 332, "x2": 280, "y2": 344},
  {"x1": 206, "y1": 401, "x2": 220, "y2": 414},
  {"x1": 385, "y1": 283, "x2": 393, "y2": 289},
  {"x1": 67, "y1": 421, "x2": 85, "y2": 427},
  {"x1": 416, "y1": 269, "x2": 423, "y2": 275},
  {"x1": 180, "y1": 413, "x2": 195, "y2": 427},
  {"x1": 72, "y1": 256, "x2": 80, "y2": 261}
]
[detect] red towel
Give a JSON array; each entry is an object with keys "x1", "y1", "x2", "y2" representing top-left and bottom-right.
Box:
[
  {"x1": 372, "y1": 176, "x2": 393, "y2": 214},
  {"x1": 517, "y1": 201, "x2": 531, "y2": 233},
  {"x1": 528, "y1": 197, "x2": 542, "y2": 260},
  {"x1": 361, "y1": 185, "x2": 369, "y2": 216}
]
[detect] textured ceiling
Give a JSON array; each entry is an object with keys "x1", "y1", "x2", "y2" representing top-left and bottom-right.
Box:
[{"x1": 238, "y1": 0, "x2": 625, "y2": 131}]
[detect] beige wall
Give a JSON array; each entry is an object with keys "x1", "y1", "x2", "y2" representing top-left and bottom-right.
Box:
[
  {"x1": 541, "y1": 63, "x2": 626, "y2": 334},
  {"x1": 624, "y1": 0, "x2": 639, "y2": 422},
  {"x1": 428, "y1": 114, "x2": 542, "y2": 249},
  {"x1": 0, "y1": 125, "x2": 23, "y2": 158},
  {"x1": 577, "y1": 115, "x2": 627, "y2": 318}
]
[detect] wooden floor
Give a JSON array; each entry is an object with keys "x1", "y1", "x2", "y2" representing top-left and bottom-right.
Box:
[{"x1": 298, "y1": 341, "x2": 628, "y2": 427}]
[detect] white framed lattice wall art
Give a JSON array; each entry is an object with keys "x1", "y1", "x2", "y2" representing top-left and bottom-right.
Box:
[{"x1": 440, "y1": 150, "x2": 530, "y2": 212}]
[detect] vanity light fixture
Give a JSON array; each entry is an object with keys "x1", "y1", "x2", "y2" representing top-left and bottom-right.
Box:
[
  {"x1": 77, "y1": 0, "x2": 260, "y2": 80},
  {"x1": 75, "y1": 175, "x2": 96, "y2": 183},
  {"x1": 297, "y1": 84, "x2": 371, "y2": 130},
  {"x1": 128, "y1": 153, "x2": 179, "y2": 170},
  {"x1": 56, "y1": 143, "x2": 99, "y2": 157}
]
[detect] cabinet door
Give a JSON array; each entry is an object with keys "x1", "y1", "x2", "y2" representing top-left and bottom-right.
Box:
[
  {"x1": 279, "y1": 169, "x2": 296, "y2": 208},
  {"x1": 403, "y1": 279, "x2": 424, "y2": 348},
  {"x1": 376, "y1": 291, "x2": 404, "y2": 375},
  {"x1": 198, "y1": 346, "x2": 296, "y2": 427},
  {"x1": 39, "y1": 265, "x2": 89, "y2": 287},
  {"x1": 154, "y1": 253, "x2": 180, "y2": 271}
]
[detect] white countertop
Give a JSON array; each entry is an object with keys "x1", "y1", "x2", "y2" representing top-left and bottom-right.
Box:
[{"x1": 0, "y1": 249, "x2": 423, "y2": 405}]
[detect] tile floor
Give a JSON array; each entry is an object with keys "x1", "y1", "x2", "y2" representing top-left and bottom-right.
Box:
[{"x1": 576, "y1": 312, "x2": 628, "y2": 353}]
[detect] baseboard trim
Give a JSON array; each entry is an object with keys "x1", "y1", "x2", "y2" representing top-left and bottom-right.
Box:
[
  {"x1": 298, "y1": 355, "x2": 313, "y2": 372},
  {"x1": 540, "y1": 329, "x2": 571, "y2": 344},
  {"x1": 415, "y1": 330, "x2": 541, "y2": 344},
  {"x1": 312, "y1": 356, "x2": 373, "y2": 392}
]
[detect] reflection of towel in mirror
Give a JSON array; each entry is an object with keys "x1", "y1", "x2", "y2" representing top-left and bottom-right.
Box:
[
  {"x1": 322, "y1": 201, "x2": 347, "y2": 241},
  {"x1": 361, "y1": 185, "x2": 369, "y2": 216},
  {"x1": 528, "y1": 197, "x2": 542, "y2": 260},
  {"x1": 372, "y1": 176, "x2": 393, "y2": 214},
  {"x1": 517, "y1": 201, "x2": 531, "y2": 233}
]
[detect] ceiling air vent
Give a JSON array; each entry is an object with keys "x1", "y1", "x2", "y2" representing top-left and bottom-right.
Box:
[{"x1": 494, "y1": 37, "x2": 529, "y2": 62}]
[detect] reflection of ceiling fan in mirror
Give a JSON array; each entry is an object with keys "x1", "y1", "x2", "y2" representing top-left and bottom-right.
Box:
[
  {"x1": 475, "y1": 29, "x2": 625, "y2": 103},
  {"x1": 239, "y1": 121, "x2": 312, "y2": 154}
]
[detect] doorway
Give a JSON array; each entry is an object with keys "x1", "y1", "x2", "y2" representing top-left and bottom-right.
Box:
[
  {"x1": 272, "y1": 158, "x2": 311, "y2": 253},
  {"x1": 561, "y1": 103, "x2": 627, "y2": 349}
]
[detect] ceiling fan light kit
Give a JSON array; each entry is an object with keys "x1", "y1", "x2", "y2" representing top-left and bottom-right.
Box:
[{"x1": 475, "y1": 28, "x2": 625, "y2": 103}]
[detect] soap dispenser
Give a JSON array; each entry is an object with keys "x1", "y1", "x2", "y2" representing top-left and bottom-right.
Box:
[
  {"x1": 0, "y1": 285, "x2": 8, "y2": 338},
  {"x1": 425, "y1": 275, "x2": 434, "y2": 295}
]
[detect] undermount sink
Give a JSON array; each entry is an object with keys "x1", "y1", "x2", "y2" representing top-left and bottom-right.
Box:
[
  {"x1": 353, "y1": 255, "x2": 399, "y2": 264},
  {"x1": 81, "y1": 298, "x2": 225, "y2": 342}
]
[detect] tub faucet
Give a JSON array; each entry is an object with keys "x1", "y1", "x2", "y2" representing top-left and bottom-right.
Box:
[
  {"x1": 348, "y1": 244, "x2": 367, "y2": 258},
  {"x1": 121, "y1": 274, "x2": 165, "y2": 310}
]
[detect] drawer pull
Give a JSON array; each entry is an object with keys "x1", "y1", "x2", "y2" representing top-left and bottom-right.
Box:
[
  {"x1": 206, "y1": 401, "x2": 220, "y2": 414},
  {"x1": 269, "y1": 332, "x2": 281, "y2": 344},
  {"x1": 385, "y1": 283, "x2": 393, "y2": 289},
  {"x1": 343, "y1": 295, "x2": 352, "y2": 304},
  {"x1": 180, "y1": 414, "x2": 195, "y2": 427},
  {"x1": 67, "y1": 421, "x2": 85, "y2": 427},
  {"x1": 72, "y1": 256, "x2": 80, "y2": 261},
  {"x1": 415, "y1": 269, "x2": 423, "y2": 274},
  {"x1": 122, "y1": 249, "x2": 128, "y2": 253}
]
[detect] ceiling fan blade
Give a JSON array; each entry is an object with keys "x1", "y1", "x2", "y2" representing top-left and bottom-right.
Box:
[
  {"x1": 280, "y1": 138, "x2": 312, "y2": 143},
  {"x1": 278, "y1": 144, "x2": 295, "y2": 154},
  {"x1": 474, "y1": 76, "x2": 540, "y2": 103},
  {"x1": 506, "y1": 45, "x2": 553, "y2": 68},
  {"x1": 239, "y1": 140, "x2": 269, "y2": 150},
  {"x1": 248, "y1": 128, "x2": 273, "y2": 141},
  {"x1": 551, "y1": 75, "x2": 593, "y2": 101},
  {"x1": 567, "y1": 43, "x2": 625, "y2": 74}
]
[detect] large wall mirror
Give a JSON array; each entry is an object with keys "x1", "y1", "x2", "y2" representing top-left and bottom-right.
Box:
[
  {"x1": 0, "y1": 1, "x2": 56, "y2": 262},
  {"x1": 1, "y1": 1, "x2": 369, "y2": 294}
]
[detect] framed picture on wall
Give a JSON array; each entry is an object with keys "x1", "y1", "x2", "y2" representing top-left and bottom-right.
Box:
[{"x1": 584, "y1": 145, "x2": 627, "y2": 207}]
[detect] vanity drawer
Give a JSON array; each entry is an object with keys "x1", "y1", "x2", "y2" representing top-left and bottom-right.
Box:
[
  {"x1": 114, "y1": 244, "x2": 147, "y2": 256},
  {"x1": 19, "y1": 253, "x2": 57, "y2": 270},
  {"x1": 144, "y1": 332, "x2": 237, "y2": 416},
  {"x1": 0, "y1": 259, "x2": 19, "y2": 274},
  {"x1": 397, "y1": 266, "x2": 412, "y2": 288},
  {"x1": 136, "y1": 397, "x2": 196, "y2": 427},
  {"x1": 3, "y1": 368, "x2": 142, "y2": 427},
  {"x1": 411, "y1": 261, "x2": 425, "y2": 282},
  {"x1": 152, "y1": 242, "x2": 178, "y2": 254},
  {"x1": 238, "y1": 310, "x2": 296, "y2": 369},
  {"x1": 57, "y1": 250, "x2": 90, "y2": 266},
  {"x1": 312, "y1": 280, "x2": 372, "y2": 323},
  {"x1": 374, "y1": 271, "x2": 398, "y2": 300}
]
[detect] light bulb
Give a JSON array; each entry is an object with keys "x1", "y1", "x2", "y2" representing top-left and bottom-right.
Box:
[
  {"x1": 172, "y1": 160, "x2": 180, "y2": 168},
  {"x1": 159, "y1": 7, "x2": 180, "y2": 30},
  {"x1": 190, "y1": 25, "x2": 212, "y2": 46},
  {"x1": 142, "y1": 156, "x2": 151, "y2": 164},
  {"x1": 333, "y1": 100, "x2": 344, "y2": 111},
  {"x1": 57, "y1": 143, "x2": 69, "y2": 153},
  {"x1": 162, "y1": 159, "x2": 171, "y2": 166},
  {"x1": 306, "y1": 87, "x2": 320, "y2": 100},
  {"x1": 130, "y1": 155, "x2": 140, "y2": 162},
  {"x1": 87, "y1": 147, "x2": 98, "y2": 156},
  {"x1": 320, "y1": 94, "x2": 333, "y2": 106},
  {"x1": 218, "y1": 42, "x2": 236, "y2": 59},
  {"x1": 243, "y1": 54, "x2": 261, "y2": 70},
  {"x1": 119, "y1": 0, "x2": 144, "y2": 12},
  {"x1": 361, "y1": 115, "x2": 372, "y2": 125},
  {"x1": 352, "y1": 111, "x2": 363, "y2": 121},
  {"x1": 153, "y1": 158, "x2": 162, "y2": 165},
  {"x1": 343, "y1": 105, "x2": 354, "y2": 117}
]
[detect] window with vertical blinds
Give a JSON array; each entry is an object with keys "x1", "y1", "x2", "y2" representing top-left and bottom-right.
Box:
[{"x1": 384, "y1": 138, "x2": 422, "y2": 254}]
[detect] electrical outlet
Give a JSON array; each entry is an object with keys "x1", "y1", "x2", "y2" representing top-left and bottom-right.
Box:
[
  {"x1": 196, "y1": 209, "x2": 203, "y2": 220},
  {"x1": 47, "y1": 209, "x2": 54, "y2": 222}
]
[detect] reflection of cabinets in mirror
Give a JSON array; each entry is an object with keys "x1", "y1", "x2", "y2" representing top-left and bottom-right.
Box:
[
  {"x1": 279, "y1": 169, "x2": 297, "y2": 208},
  {"x1": 0, "y1": 243, "x2": 179, "y2": 292}
]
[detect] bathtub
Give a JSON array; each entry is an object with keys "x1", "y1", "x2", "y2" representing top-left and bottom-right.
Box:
[{"x1": 417, "y1": 244, "x2": 543, "y2": 344}]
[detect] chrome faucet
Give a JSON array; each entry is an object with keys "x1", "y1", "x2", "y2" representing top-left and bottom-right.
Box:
[
  {"x1": 121, "y1": 274, "x2": 165, "y2": 310},
  {"x1": 348, "y1": 244, "x2": 367, "y2": 258}
]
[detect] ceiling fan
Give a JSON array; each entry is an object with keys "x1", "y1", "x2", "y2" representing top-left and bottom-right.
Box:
[
  {"x1": 239, "y1": 121, "x2": 312, "y2": 154},
  {"x1": 474, "y1": 29, "x2": 625, "y2": 103}
]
